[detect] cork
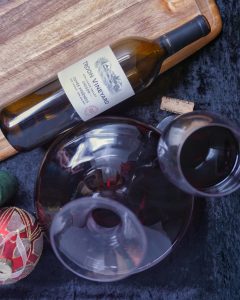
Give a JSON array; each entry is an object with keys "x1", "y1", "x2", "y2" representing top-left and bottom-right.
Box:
[
  {"x1": 0, "y1": 130, "x2": 18, "y2": 161},
  {"x1": 160, "y1": 97, "x2": 195, "y2": 114}
]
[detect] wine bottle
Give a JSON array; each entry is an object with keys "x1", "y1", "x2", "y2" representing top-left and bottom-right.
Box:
[{"x1": 0, "y1": 15, "x2": 210, "y2": 159}]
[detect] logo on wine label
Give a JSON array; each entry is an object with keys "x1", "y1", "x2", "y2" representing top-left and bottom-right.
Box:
[
  {"x1": 95, "y1": 57, "x2": 123, "y2": 94},
  {"x1": 84, "y1": 105, "x2": 100, "y2": 117}
]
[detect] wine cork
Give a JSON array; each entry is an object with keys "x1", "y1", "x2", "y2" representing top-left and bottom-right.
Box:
[
  {"x1": 0, "y1": 130, "x2": 18, "y2": 161},
  {"x1": 160, "y1": 97, "x2": 195, "y2": 114}
]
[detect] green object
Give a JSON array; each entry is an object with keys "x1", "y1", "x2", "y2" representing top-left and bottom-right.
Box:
[{"x1": 0, "y1": 171, "x2": 18, "y2": 206}]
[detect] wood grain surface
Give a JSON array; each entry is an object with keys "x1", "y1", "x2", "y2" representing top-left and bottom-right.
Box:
[{"x1": 0, "y1": 0, "x2": 222, "y2": 107}]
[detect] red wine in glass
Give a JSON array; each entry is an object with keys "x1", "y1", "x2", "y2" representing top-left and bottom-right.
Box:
[
  {"x1": 180, "y1": 126, "x2": 239, "y2": 189},
  {"x1": 158, "y1": 111, "x2": 240, "y2": 197}
]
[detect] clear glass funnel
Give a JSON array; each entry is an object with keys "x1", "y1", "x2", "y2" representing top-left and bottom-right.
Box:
[{"x1": 50, "y1": 196, "x2": 147, "y2": 282}]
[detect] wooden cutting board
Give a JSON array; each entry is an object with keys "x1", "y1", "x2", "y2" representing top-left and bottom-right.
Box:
[{"x1": 0, "y1": 0, "x2": 222, "y2": 107}]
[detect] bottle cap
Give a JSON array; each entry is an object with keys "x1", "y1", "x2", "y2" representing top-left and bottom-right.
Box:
[
  {"x1": 195, "y1": 15, "x2": 211, "y2": 36},
  {"x1": 160, "y1": 15, "x2": 211, "y2": 55},
  {"x1": 0, "y1": 130, "x2": 18, "y2": 161}
]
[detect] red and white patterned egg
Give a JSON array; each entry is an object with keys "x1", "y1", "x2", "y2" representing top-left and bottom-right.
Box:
[{"x1": 0, "y1": 207, "x2": 43, "y2": 284}]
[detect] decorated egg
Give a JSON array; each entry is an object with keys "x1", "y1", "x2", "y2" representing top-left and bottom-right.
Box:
[{"x1": 0, "y1": 207, "x2": 43, "y2": 284}]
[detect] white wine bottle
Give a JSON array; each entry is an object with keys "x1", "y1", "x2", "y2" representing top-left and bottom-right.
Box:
[{"x1": 0, "y1": 15, "x2": 210, "y2": 159}]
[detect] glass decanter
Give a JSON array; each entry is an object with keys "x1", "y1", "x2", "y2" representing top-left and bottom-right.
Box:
[{"x1": 36, "y1": 116, "x2": 193, "y2": 281}]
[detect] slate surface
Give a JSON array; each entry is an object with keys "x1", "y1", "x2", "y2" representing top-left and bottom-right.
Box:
[{"x1": 0, "y1": 0, "x2": 240, "y2": 299}]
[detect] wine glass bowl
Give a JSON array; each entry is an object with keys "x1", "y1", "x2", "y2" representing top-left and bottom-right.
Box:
[{"x1": 157, "y1": 111, "x2": 240, "y2": 197}]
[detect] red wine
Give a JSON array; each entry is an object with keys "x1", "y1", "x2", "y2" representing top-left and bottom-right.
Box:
[
  {"x1": 180, "y1": 126, "x2": 239, "y2": 189},
  {"x1": 91, "y1": 208, "x2": 121, "y2": 228}
]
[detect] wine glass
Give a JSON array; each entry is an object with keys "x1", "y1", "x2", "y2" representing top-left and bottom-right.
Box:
[
  {"x1": 50, "y1": 196, "x2": 147, "y2": 282},
  {"x1": 157, "y1": 111, "x2": 240, "y2": 197}
]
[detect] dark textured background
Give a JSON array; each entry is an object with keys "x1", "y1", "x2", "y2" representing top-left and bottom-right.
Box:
[{"x1": 0, "y1": 0, "x2": 240, "y2": 299}]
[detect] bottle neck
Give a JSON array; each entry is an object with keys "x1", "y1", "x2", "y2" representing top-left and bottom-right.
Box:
[{"x1": 155, "y1": 15, "x2": 211, "y2": 57}]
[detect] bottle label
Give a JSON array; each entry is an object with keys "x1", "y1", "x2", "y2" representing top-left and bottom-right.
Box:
[{"x1": 58, "y1": 46, "x2": 135, "y2": 121}]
